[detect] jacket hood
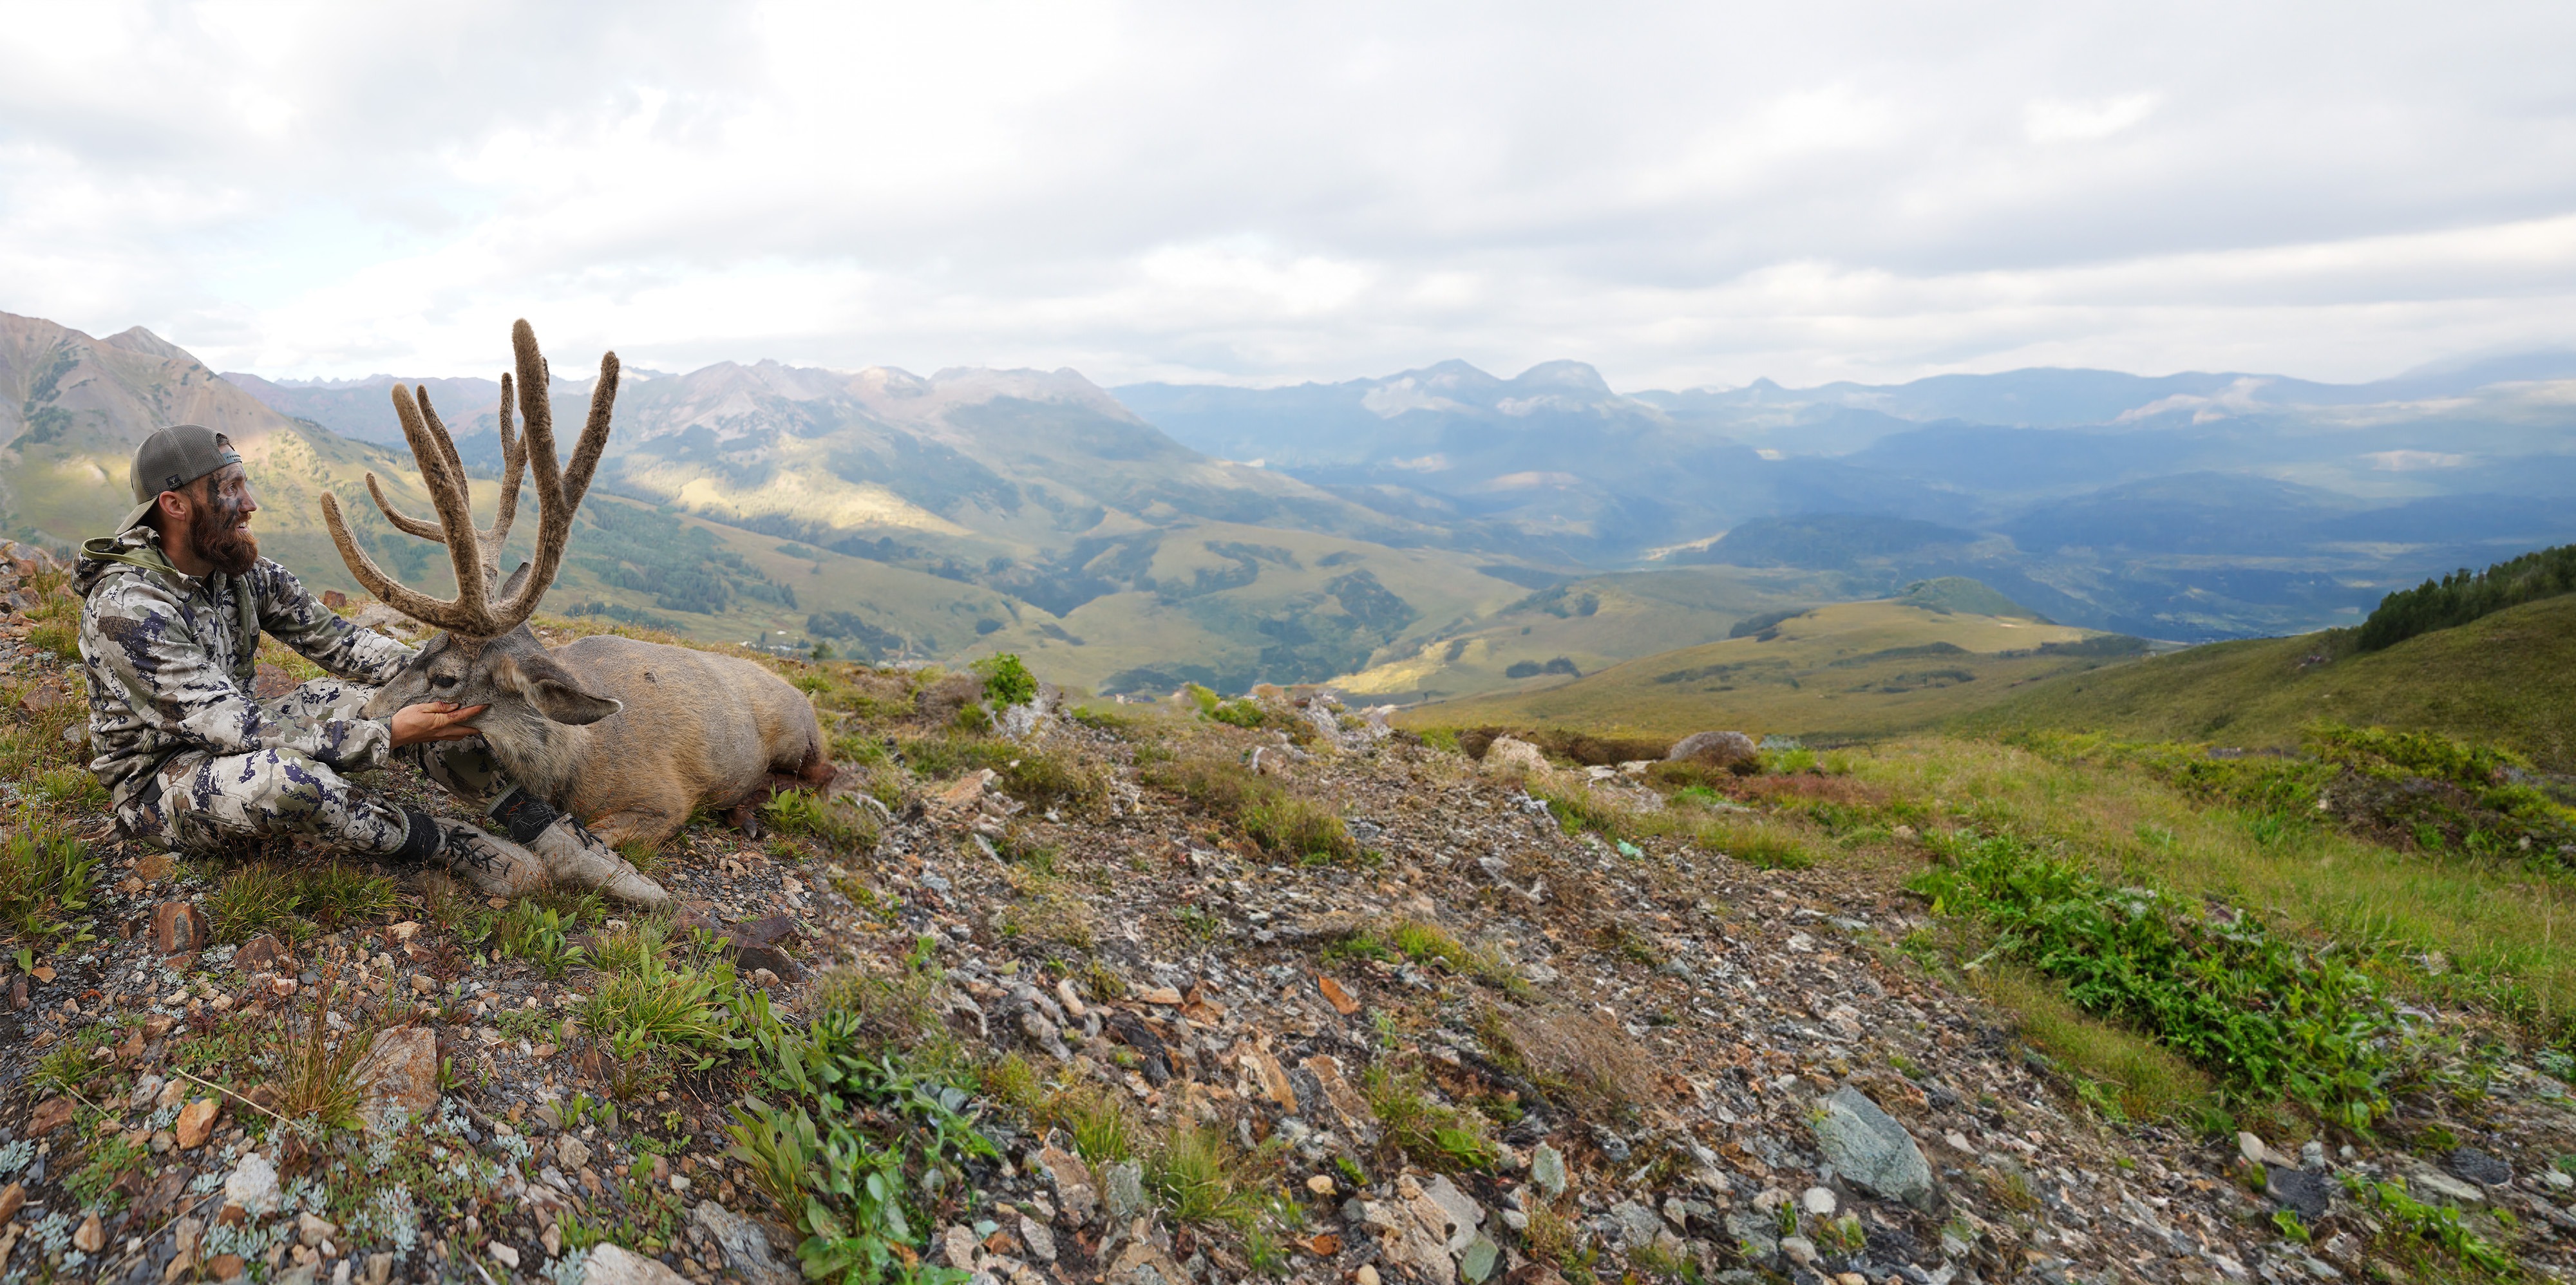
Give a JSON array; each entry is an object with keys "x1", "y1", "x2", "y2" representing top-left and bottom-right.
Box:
[{"x1": 75, "y1": 528, "x2": 171, "y2": 597}]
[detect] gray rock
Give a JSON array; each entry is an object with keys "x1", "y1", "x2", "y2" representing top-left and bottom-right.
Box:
[
  {"x1": 1018, "y1": 1216, "x2": 1057, "y2": 1263},
  {"x1": 583, "y1": 1244, "x2": 690, "y2": 1284},
  {"x1": 2447, "y1": 1147, "x2": 2512, "y2": 1187},
  {"x1": 223, "y1": 1152, "x2": 281, "y2": 1216},
  {"x1": 1423, "y1": 1175, "x2": 1484, "y2": 1244},
  {"x1": 1591, "y1": 1125, "x2": 1631, "y2": 1163},
  {"x1": 1037, "y1": 1147, "x2": 1099, "y2": 1224},
  {"x1": 2266, "y1": 1168, "x2": 2331, "y2": 1222},
  {"x1": 2409, "y1": 1168, "x2": 2486, "y2": 1205},
  {"x1": 692, "y1": 1201, "x2": 797, "y2": 1285},
  {"x1": 1724, "y1": 1210, "x2": 1781, "y2": 1268},
  {"x1": 1103, "y1": 1159, "x2": 1148, "y2": 1221},
  {"x1": 1667, "y1": 731, "x2": 1757, "y2": 770},
  {"x1": 1810, "y1": 1086, "x2": 1937, "y2": 1212},
  {"x1": 1530, "y1": 1143, "x2": 1567, "y2": 1197},
  {"x1": 1458, "y1": 1234, "x2": 1500, "y2": 1283},
  {"x1": 1605, "y1": 1201, "x2": 1664, "y2": 1250}
]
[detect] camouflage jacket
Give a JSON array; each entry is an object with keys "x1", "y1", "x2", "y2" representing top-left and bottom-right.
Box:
[{"x1": 74, "y1": 527, "x2": 417, "y2": 808}]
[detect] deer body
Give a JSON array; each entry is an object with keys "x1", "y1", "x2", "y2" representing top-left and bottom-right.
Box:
[
  {"x1": 360, "y1": 628, "x2": 833, "y2": 847},
  {"x1": 325, "y1": 320, "x2": 834, "y2": 851}
]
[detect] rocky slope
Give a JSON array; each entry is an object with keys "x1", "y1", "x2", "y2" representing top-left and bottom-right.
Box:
[{"x1": 0, "y1": 581, "x2": 2571, "y2": 1285}]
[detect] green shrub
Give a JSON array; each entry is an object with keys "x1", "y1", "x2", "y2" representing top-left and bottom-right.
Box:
[
  {"x1": 1207, "y1": 699, "x2": 1267, "y2": 729},
  {"x1": 974, "y1": 653, "x2": 1039, "y2": 708},
  {"x1": 0, "y1": 808, "x2": 95, "y2": 952},
  {"x1": 1913, "y1": 830, "x2": 2400, "y2": 1128}
]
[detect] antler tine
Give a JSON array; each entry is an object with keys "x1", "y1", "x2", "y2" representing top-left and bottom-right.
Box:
[
  {"x1": 482, "y1": 370, "x2": 526, "y2": 561},
  {"x1": 389, "y1": 382, "x2": 493, "y2": 628},
  {"x1": 319, "y1": 492, "x2": 490, "y2": 634},
  {"x1": 361, "y1": 472, "x2": 447, "y2": 541},
  {"x1": 358, "y1": 381, "x2": 527, "y2": 583},
  {"x1": 488, "y1": 319, "x2": 618, "y2": 633}
]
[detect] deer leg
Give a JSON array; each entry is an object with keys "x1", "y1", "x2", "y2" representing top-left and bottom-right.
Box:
[{"x1": 584, "y1": 807, "x2": 680, "y2": 850}]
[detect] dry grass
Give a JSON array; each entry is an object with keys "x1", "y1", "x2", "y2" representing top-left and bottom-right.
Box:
[
  {"x1": 1859, "y1": 736, "x2": 2576, "y2": 1037},
  {"x1": 1477, "y1": 1002, "x2": 1657, "y2": 1116},
  {"x1": 1969, "y1": 964, "x2": 2218, "y2": 1123},
  {"x1": 270, "y1": 978, "x2": 372, "y2": 1128}
]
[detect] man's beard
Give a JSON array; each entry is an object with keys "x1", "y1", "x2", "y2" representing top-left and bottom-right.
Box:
[{"x1": 187, "y1": 500, "x2": 259, "y2": 576}]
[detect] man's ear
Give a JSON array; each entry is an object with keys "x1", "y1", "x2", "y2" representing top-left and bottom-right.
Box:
[{"x1": 493, "y1": 651, "x2": 623, "y2": 726}]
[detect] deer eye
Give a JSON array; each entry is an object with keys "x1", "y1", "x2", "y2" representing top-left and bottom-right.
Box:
[{"x1": 430, "y1": 675, "x2": 458, "y2": 689}]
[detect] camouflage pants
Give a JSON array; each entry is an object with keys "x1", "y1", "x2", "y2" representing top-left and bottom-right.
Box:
[{"x1": 118, "y1": 678, "x2": 508, "y2": 859}]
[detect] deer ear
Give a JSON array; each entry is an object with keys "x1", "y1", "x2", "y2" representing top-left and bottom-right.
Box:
[
  {"x1": 493, "y1": 561, "x2": 532, "y2": 597},
  {"x1": 497, "y1": 651, "x2": 622, "y2": 726}
]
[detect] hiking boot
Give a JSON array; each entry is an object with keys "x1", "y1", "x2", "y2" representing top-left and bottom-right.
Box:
[
  {"x1": 489, "y1": 788, "x2": 674, "y2": 911},
  {"x1": 427, "y1": 816, "x2": 550, "y2": 899}
]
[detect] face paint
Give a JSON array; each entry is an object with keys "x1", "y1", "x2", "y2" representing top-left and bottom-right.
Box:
[{"x1": 188, "y1": 467, "x2": 261, "y2": 575}]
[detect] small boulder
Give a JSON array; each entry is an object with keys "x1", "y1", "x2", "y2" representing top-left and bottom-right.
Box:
[
  {"x1": 1602, "y1": 1201, "x2": 1663, "y2": 1251},
  {"x1": 224, "y1": 1151, "x2": 282, "y2": 1216},
  {"x1": 350, "y1": 1027, "x2": 440, "y2": 1133},
  {"x1": 1666, "y1": 731, "x2": 1757, "y2": 771},
  {"x1": 1036, "y1": 1146, "x2": 1098, "y2": 1224},
  {"x1": 174, "y1": 1098, "x2": 220, "y2": 1150},
  {"x1": 234, "y1": 934, "x2": 289, "y2": 973},
  {"x1": 691, "y1": 1201, "x2": 796, "y2": 1285},
  {"x1": 583, "y1": 1243, "x2": 690, "y2": 1284},
  {"x1": 2447, "y1": 1147, "x2": 2512, "y2": 1188},
  {"x1": 2267, "y1": 1168, "x2": 2331, "y2": 1221},
  {"x1": 27, "y1": 1097, "x2": 73, "y2": 1136},
  {"x1": 153, "y1": 901, "x2": 209, "y2": 955},
  {"x1": 1809, "y1": 1085, "x2": 1937, "y2": 1212},
  {"x1": 1102, "y1": 1159, "x2": 1148, "y2": 1220},
  {"x1": 1528, "y1": 1143, "x2": 1567, "y2": 1199}
]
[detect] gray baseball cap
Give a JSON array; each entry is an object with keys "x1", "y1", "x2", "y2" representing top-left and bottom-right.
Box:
[{"x1": 117, "y1": 424, "x2": 243, "y2": 534}]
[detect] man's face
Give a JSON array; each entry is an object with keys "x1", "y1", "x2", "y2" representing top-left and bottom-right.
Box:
[{"x1": 179, "y1": 463, "x2": 260, "y2": 576}]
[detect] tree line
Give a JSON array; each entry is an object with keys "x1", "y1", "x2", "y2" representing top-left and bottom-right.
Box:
[{"x1": 2357, "y1": 542, "x2": 2576, "y2": 651}]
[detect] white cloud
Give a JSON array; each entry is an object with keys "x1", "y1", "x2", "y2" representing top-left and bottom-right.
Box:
[
  {"x1": 2024, "y1": 93, "x2": 2161, "y2": 144},
  {"x1": 2, "y1": 2, "x2": 2575, "y2": 391}
]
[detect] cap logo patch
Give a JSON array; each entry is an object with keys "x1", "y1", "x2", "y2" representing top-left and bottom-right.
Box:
[{"x1": 165, "y1": 474, "x2": 184, "y2": 489}]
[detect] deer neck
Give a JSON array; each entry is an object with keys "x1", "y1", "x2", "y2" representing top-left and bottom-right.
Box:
[{"x1": 474, "y1": 700, "x2": 597, "y2": 807}]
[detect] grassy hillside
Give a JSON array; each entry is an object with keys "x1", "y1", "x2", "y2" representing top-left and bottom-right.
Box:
[
  {"x1": 1957, "y1": 592, "x2": 2576, "y2": 771},
  {"x1": 1331, "y1": 564, "x2": 1847, "y2": 702},
  {"x1": 1404, "y1": 593, "x2": 2145, "y2": 741},
  {"x1": 958, "y1": 520, "x2": 1547, "y2": 695}
]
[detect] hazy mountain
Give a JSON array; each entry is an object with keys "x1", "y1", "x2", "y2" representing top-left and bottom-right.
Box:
[{"x1": 1112, "y1": 355, "x2": 2576, "y2": 641}]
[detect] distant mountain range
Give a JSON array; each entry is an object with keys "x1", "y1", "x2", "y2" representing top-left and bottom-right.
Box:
[
  {"x1": 1116, "y1": 353, "x2": 2576, "y2": 642},
  {"x1": 10, "y1": 303, "x2": 2575, "y2": 700}
]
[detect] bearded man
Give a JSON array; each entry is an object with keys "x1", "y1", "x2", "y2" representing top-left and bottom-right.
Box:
[{"x1": 75, "y1": 423, "x2": 669, "y2": 908}]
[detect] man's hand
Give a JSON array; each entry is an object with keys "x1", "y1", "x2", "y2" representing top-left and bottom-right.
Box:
[{"x1": 389, "y1": 701, "x2": 488, "y2": 748}]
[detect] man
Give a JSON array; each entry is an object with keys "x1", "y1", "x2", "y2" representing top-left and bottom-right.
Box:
[{"x1": 75, "y1": 423, "x2": 670, "y2": 908}]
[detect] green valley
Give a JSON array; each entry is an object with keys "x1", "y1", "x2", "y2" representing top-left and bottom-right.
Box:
[{"x1": 1402, "y1": 577, "x2": 2152, "y2": 740}]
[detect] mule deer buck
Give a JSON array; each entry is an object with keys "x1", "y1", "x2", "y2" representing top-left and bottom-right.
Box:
[{"x1": 321, "y1": 320, "x2": 835, "y2": 856}]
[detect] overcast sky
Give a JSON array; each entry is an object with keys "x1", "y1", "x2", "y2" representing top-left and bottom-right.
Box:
[{"x1": 6, "y1": 2, "x2": 2576, "y2": 390}]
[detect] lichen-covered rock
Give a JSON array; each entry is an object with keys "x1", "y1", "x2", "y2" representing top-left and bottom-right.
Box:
[
  {"x1": 1810, "y1": 1085, "x2": 1937, "y2": 1211},
  {"x1": 1666, "y1": 730, "x2": 1757, "y2": 769},
  {"x1": 691, "y1": 1201, "x2": 797, "y2": 1285},
  {"x1": 583, "y1": 1243, "x2": 690, "y2": 1284}
]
